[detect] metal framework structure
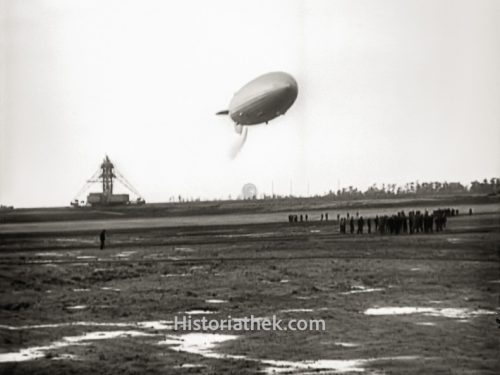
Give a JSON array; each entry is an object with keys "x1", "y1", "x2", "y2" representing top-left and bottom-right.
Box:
[
  {"x1": 71, "y1": 155, "x2": 144, "y2": 206},
  {"x1": 101, "y1": 156, "x2": 115, "y2": 195}
]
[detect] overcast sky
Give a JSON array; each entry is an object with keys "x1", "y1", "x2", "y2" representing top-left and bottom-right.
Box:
[{"x1": 1, "y1": 0, "x2": 499, "y2": 207}]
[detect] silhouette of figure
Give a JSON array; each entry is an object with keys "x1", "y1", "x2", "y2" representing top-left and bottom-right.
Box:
[
  {"x1": 357, "y1": 216, "x2": 364, "y2": 234},
  {"x1": 99, "y1": 230, "x2": 106, "y2": 250},
  {"x1": 349, "y1": 217, "x2": 355, "y2": 234},
  {"x1": 367, "y1": 218, "x2": 371, "y2": 234},
  {"x1": 325, "y1": 213, "x2": 328, "y2": 221}
]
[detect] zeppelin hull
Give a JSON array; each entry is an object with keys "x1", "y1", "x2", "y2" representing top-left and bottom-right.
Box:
[{"x1": 228, "y1": 72, "x2": 298, "y2": 125}]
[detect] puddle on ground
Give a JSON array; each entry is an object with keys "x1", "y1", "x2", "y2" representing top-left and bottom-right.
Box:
[
  {"x1": 0, "y1": 330, "x2": 154, "y2": 362},
  {"x1": 162, "y1": 273, "x2": 191, "y2": 277},
  {"x1": 261, "y1": 358, "x2": 366, "y2": 373},
  {"x1": 341, "y1": 287, "x2": 384, "y2": 295},
  {"x1": 280, "y1": 308, "x2": 314, "y2": 313},
  {"x1": 76, "y1": 256, "x2": 96, "y2": 260},
  {"x1": 365, "y1": 307, "x2": 495, "y2": 319},
  {"x1": 489, "y1": 280, "x2": 500, "y2": 284},
  {"x1": 205, "y1": 299, "x2": 227, "y2": 304},
  {"x1": 51, "y1": 353, "x2": 77, "y2": 360},
  {"x1": 280, "y1": 279, "x2": 289, "y2": 283},
  {"x1": 334, "y1": 342, "x2": 359, "y2": 348},
  {"x1": 0, "y1": 320, "x2": 174, "y2": 332},
  {"x1": 161, "y1": 333, "x2": 241, "y2": 359},
  {"x1": 310, "y1": 230, "x2": 321, "y2": 233},
  {"x1": 174, "y1": 363, "x2": 204, "y2": 369},
  {"x1": 73, "y1": 288, "x2": 90, "y2": 292},
  {"x1": 161, "y1": 334, "x2": 365, "y2": 372},
  {"x1": 0, "y1": 322, "x2": 131, "y2": 330},
  {"x1": 101, "y1": 287, "x2": 121, "y2": 292},
  {"x1": 113, "y1": 251, "x2": 137, "y2": 258},
  {"x1": 66, "y1": 305, "x2": 87, "y2": 310},
  {"x1": 415, "y1": 322, "x2": 436, "y2": 326},
  {"x1": 136, "y1": 321, "x2": 174, "y2": 330},
  {"x1": 262, "y1": 356, "x2": 421, "y2": 374},
  {"x1": 410, "y1": 268, "x2": 421, "y2": 271},
  {"x1": 185, "y1": 310, "x2": 216, "y2": 315},
  {"x1": 160, "y1": 333, "x2": 419, "y2": 374}
]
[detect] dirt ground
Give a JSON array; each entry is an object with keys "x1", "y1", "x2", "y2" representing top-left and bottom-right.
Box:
[{"x1": 0, "y1": 202, "x2": 499, "y2": 374}]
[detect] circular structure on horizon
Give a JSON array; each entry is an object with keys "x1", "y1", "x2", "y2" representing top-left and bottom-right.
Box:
[{"x1": 242, "y1": 183, "x2": 258, "y2": 200}]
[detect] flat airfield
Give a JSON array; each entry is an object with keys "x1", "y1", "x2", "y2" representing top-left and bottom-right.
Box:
[{"x1": 0, "y1": 197, "x2": 499, "y2": 374}]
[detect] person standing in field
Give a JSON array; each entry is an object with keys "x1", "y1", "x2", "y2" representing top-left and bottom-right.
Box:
[
  {"x1": 99, "y1": 230, "x2": 106, "y2": 250},
  {"x1": 357, "y1": 216, "x2": 364, "y2": 234}
]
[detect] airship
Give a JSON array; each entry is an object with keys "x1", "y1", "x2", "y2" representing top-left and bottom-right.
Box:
[
  {"x1": 216, "y1": 71, "x2": 298, "y2": 157},
  {"x1": 217, "y1": 71, "x2": 298, "y2": 130}
]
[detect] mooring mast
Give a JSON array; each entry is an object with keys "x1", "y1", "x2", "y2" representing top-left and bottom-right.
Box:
[
  {"x1": 100, "y1": 156, "x2": 115, "y2": 195},
  {"x1": 71, "y1": 155, "x2": 145, "y2": 207}
]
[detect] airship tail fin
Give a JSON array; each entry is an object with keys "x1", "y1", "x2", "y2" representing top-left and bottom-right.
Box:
[{"x1": 216, "y1": 110, "x2": 229, "y2": 116}]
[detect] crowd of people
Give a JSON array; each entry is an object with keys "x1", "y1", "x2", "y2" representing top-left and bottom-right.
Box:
[
  {"x1": 289, "y1": 207, "x2": 465, "y2": 235},
  {"x1": 288, "y1": 212, "x2": 330, "y2": 223}
]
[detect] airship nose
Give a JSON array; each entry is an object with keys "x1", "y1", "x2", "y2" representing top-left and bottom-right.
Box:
[
  {"x1": 273, "y1": 81, "x2": 298, "y2": 96},
  {"x1": 273, "y1": 81, "x2": 298, "y2": 102}
]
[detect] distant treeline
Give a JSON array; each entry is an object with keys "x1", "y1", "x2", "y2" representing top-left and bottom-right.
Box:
[{"x1": 259, "y1": 178, "x2": 500, "y2": 201}]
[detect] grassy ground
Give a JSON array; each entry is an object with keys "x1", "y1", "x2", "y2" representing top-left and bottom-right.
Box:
[
  {"x1": 2, "y1": 194, "x2": 499, "y2": 224},
  {"x1": 0, "y1": 205, "x2": 499, "y2": 374}
]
